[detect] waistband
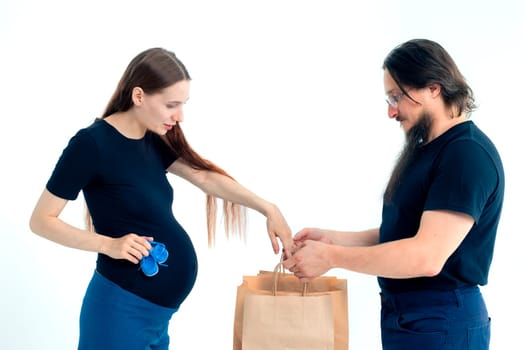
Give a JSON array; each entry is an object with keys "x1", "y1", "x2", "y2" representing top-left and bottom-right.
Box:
[
  {"x1": 88, "y1": 270, "x2": 179, "y2": 315},
  {"x1": 380, "y1": 286, "x2": 480, "y2": 310}
]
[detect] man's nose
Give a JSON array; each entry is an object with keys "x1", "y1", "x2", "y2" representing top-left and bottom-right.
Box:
[{"x1": 387, "y1": 104, "x2": 398, "y2": 119}]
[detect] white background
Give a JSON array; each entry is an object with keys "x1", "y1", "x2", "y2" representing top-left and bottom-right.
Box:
[{"x1": 1, "y1": 0, "x2": 523, "y2": 349}]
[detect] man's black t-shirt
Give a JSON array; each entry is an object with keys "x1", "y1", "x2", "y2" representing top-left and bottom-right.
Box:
[{"x1": 378, "y1": 121, "x2": 505, "y2": 293}]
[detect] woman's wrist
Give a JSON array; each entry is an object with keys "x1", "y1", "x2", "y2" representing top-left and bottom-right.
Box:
[{"x1": 260, "y1": 201, "x2": 279, "y2": 218}]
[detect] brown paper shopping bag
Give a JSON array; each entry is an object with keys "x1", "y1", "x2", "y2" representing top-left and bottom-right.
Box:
[{"x1": 233, "y1": 263, "x2": 348, "y2": 350}]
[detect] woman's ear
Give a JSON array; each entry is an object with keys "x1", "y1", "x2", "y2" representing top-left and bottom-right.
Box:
[{"x1": 132, "y1": 87, "x2": 144, "y2": 105}]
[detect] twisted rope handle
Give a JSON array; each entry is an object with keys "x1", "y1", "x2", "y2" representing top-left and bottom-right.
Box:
[{"x1": 272, "y1": 256, "x2": 308, "y2": 296}]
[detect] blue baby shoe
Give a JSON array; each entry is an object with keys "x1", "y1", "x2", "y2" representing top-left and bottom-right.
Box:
[
  {"x1": 139, "y1": 241, "x2": 169, "y2": 277},
  {"x1": 140, "y1": 254, "x2": 159, "y2": 277},
  {"x1": 150, "y1": 241, "x2": 168, "y2": 264}
]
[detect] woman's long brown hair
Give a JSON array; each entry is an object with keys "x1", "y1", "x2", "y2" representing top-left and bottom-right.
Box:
[{"x1": 86, "y1": 47, "x2": 245, "y2": 246}]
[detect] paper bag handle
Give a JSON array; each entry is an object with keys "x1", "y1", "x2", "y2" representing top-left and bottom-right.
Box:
[{"x1": 272, "y1": 261, "x2": 308, "y2": 296}]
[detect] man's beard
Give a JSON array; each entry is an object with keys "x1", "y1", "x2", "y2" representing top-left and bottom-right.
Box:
[{"x1": 383, "y1": 112, "x2": 432, "y2": 204}]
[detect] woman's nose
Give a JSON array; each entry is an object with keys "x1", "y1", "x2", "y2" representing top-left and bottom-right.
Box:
[{"x1": 171, "y1": 110, "x2": 184, "y2": 123}]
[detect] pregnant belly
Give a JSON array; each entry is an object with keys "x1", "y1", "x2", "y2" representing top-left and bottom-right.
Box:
[{"x1": 96, "y1": 227, "x2": 199, "y2": 309}]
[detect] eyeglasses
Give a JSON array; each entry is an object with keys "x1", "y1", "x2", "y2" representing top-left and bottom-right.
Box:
[{"x1": 385, "y1": 92, "x2": 405, "y2": 107}]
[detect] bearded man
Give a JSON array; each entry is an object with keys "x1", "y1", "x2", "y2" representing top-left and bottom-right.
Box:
[{"x1": 284, "y1": 39, "x2": 505, "y2": 350}]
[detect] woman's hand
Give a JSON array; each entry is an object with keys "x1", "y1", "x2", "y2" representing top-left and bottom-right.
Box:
[
  {"x1": 101, "y1": 233, "x2": 153, "y2": 264},
  {"x1": 265, "y1": 204, "x2": 293, "y2": 256}
]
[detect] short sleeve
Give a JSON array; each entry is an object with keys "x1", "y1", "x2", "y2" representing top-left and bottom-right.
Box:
[
  {"x1": 46, "y1": 129, "x2": 99, "y2": 200},
  {"x1": 425, "y1": 140, "x2": 498, "y2": 222}
]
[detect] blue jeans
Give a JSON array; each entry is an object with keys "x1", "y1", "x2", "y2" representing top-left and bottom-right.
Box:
[
  {"x1": 78, "y1": 271, "x2": 178, "y2": 350},
  {"x1": 380, "y1": 286, "x2": 490, "y2": 350}
]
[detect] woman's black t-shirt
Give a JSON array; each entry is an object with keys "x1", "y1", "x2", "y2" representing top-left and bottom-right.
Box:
[{"x1": 46, "y1": 119, "x2": 198, "y2": 308}]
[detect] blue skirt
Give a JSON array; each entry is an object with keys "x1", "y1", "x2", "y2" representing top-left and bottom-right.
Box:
[
  {"x1": 380, "y1": 286, "x2": 490, "y2": 350},
  {"x1": 78, "y1": 271, "x2": 178, "y2": 350}
]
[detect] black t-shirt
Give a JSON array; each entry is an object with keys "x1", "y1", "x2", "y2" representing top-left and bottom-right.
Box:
[
  {"x1": 46, "y1": 119, "x2": 198, "y2": 308},
  {"x1": 378, "y1": 121, "x2": 505, "y2": 293}
]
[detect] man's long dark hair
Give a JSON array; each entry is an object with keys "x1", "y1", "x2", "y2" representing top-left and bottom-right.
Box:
[{"x1": 382, "y1": 39, "x2": 476, "y2": 203}]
